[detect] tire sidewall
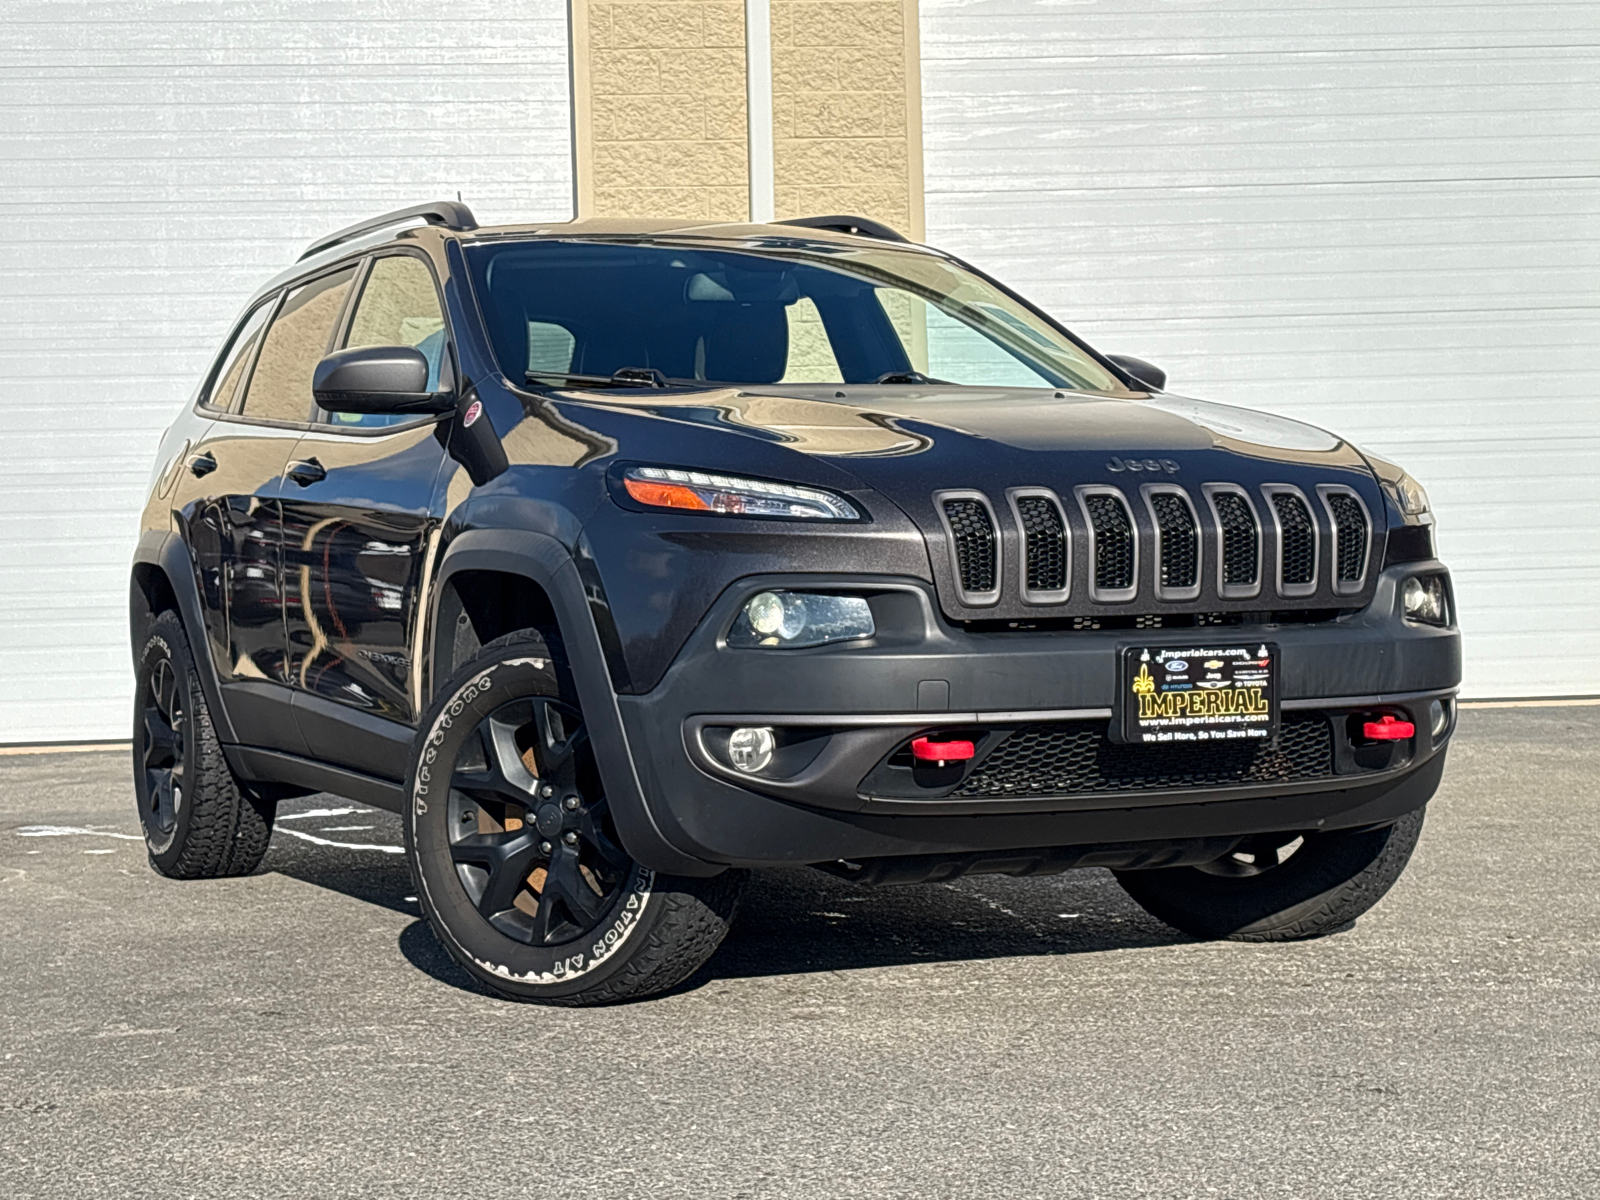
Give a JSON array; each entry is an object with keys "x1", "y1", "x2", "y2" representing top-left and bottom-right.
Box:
[
  {"x1": 133, "y1": 614, "x2": 198, "y2": 868},
  {"x1": 405, "y1": 645, "x2": 659, "y2": 999}
]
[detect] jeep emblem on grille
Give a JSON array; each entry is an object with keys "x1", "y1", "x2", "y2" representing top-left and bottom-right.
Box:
[{"x1": 1108, "y1": 456, "x2": 1179, "y2": 474}]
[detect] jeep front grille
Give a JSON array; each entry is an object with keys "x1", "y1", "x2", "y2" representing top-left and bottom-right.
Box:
[
  {"x1": 940, "y1": 495, "x2": 998, "y2": 602},
  {"x1": 954, "y1": 713, "x2": 1335, "y2": 799},
  {"x1": 931, "y1": 480, "x2": 1374, "y2": 612}
]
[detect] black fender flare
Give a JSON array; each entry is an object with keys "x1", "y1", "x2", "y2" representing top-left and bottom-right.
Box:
[
  {"x1": 131, "y1": 528, "x2": 237, "y2": 745},
  {"x1": 430, "y1": 529, "x2": 720, "y2": 876}
]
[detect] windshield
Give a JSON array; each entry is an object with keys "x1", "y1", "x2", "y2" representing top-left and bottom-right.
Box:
[{"x1": 465, "y1": 239, "x2": 1127, "y2": 393}]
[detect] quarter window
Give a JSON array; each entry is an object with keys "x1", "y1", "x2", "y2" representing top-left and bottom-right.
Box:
[
  {"x1": 331, "y1": 255, "x2": 448, "y2": 427},
  {"x1": 203, "y1": 299, "x2": 274, "y2": 411},
  {"x1": 240, "y1": 267, "x2": 357, "y2": 423}
]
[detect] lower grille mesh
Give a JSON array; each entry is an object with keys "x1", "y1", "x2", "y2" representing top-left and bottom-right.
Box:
[
  {"x1": 1084, "y1": 493, "x2": 1135, "y2": 591},
  {"x1": 953, "y1": 714, "x2": 1334, "y2": 798},
  {"x1": 943, "y1": 498, "x2": 997, "y2": 595},
  {"x1": 1272, "y1": 492, "x2": 1316, "y2": 586},
  {"x1": 1016, "y1": 496, "x2": 1067, "y2": 593}
]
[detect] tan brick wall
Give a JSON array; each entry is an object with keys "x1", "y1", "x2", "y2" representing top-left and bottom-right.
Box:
[
  {"x1": 772, "y1": 0, "x2": 923, "y2": 238},
  {"x1": 572, "y1": 0, "x2": 751, "y2": 220},
  {"x1": 569, "y1": 0, "x2": 923, "y2": 234}
]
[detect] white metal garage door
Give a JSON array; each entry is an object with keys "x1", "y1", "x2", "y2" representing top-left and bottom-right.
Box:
[
  {"x1": 921, "y1": 0, "x2": 1600, "y2": 698},
  {"x1": 0, "y1": 1, "x2": 572, "y2": 742}
]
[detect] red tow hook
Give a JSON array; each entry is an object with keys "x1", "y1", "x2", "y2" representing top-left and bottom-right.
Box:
[
  {"x1": 1362, "y1": 714, "x2": 1416, "y2": 741},
  {"x1": 911, "y1": 736, "x2": 976, "y2": 767}
]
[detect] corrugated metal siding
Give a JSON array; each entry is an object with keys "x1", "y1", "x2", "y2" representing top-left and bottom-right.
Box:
[
  {"x1": 0, "y1": 1, "x2": 572, "y2": 742},
  {"x1": 921, "y1": 0, "x2": 1600, "y2": 697}
]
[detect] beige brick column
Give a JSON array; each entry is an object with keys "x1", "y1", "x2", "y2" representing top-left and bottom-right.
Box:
[
  {"x1": 570, "y1": 0, "x2": 751, "y2": 220},
  {"x1": 771, "y1": 0, "x2": 923, "y2": 239},
  {"x1": 568, "y1": 0, "x2": 923, "y2": 235}
]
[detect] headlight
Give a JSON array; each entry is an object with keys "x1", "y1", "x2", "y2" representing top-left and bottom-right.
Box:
[
  {"x1": 729, "y1": 591, "x2": 875, "y2": 648},
  {"x1": 1382, "y1": 470, "x2": 1431, "y2": 518},
  {"x1": 1401, "y1": 574, "x2": 1449, "y2": 626},
  {"x1": 623, "y1": 466, "x2": 859, "y2": 520}
]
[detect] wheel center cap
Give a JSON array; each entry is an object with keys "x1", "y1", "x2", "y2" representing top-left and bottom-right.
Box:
[{"x1": 535, "y1": 804, "x2": 564, "y2": 836}]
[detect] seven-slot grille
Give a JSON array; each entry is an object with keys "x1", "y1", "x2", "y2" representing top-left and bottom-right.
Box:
[
  {"x1": 1015, "y1": 494, "x2": 1068, "y2": 595},
  {"x1": 935, "y1": 482, "x2": 1375, "y2": 608}
]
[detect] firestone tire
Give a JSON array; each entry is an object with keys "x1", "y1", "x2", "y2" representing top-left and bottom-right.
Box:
[
  {"x1": 1112, "y1": 807, "x2": 1426, "y2": 942},
  {"x1": 405, "y1": 629, "x2": 746, "y2": 1006},
  {"x1": 132, "y1": 609, "x2": 276, "y2": 878}
]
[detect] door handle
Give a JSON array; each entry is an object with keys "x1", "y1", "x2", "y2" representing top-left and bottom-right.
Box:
[
  {"x1": 285, "y1": 457, "x2": 326, "y2": 487},
  {"x1": 187, "y1": 451, "x2": 217, "y2": 478}
]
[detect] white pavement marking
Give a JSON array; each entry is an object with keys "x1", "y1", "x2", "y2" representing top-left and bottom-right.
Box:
[
  {"x1": 274, "y1": 827, "x2": 403, "y2": 854},
  {"x1": 276, "y1": 806, "x2": 366, "y2": 821},
  {"x1": 15, "y1": 825, "x2": 142, "y2": 841}
]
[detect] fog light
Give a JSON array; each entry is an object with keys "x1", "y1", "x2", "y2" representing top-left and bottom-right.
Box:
[
  {"x1": 1430, "y1": 698, "x2": 1449, "y2": 737},
  {"x1": 728, "y1": 726, "x2": 775, "y2": 773},
  {"x1": 730, "y1": 591, "x2": 875, "y2": 648},
  {"x1": 1401, "y1": 574, "x2": 1448, "y2": 626}
]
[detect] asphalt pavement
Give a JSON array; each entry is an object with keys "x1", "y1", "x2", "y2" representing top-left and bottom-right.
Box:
[{"x1": 2, "y1": 707, "x2": 1597, "y2": 1199}]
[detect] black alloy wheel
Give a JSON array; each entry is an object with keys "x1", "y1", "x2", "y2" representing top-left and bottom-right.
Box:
[
  {"x1": 407, "y1": 629, "x2": 747, "y2": 1005},
  {"x1": 139, "y1": 652, "x2": 187, "y2": 852},
  {"x1": 445, "y1": 696, "x2": 630, "y2": 948},
  {"x1": 132, "y1": 610, "x2": 275, "y2": 878}
]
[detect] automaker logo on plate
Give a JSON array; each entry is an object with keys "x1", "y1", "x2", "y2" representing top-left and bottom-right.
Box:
[{"x1": 1107, "y1": 455, "x2": 1179, "y2": 474}]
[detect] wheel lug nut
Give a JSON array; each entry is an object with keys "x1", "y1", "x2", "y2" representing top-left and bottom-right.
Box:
[
  {"x1": 540, "y1": 841, "x2": 553, "y2": 855},
  {"x1": 563, "y1": 795, "x2": 580, "y2": 811},
  {"x1": 562, "y1": 831, "x2": 578, "y2": 845},
  {"x1": 540, "y1": 784, "x2": 555, "y2": 798}
]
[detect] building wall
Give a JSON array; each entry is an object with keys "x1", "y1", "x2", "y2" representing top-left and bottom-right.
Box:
[
  {"x1": 571, "y1": 0, "x2": 752, "y2": 220},
  {"x1": 572, "y1": 0, "x2": 924, "y2": 236},
  {"x1": 771, "y1": 0, "x2": 924, "y2": 237}
]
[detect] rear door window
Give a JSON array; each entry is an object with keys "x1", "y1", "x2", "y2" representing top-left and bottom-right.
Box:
[
  {"x1": 239, "y1": 267, "x2": 357, "y2": 423},
  {"x1": 328, "y1": 255, "x2": 449, "y2": 428},
  {"x1": 203, "y1": 299, "x2": 274, "y2": 412}
]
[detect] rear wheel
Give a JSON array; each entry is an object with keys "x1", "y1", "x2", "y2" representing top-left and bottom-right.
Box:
[
  {"x1": 133, "y1": 610, "x2": 275, "y2": 877},
  {"x1": 406, "y1": 629, "x2": 746, "y2": 1005},
  {"x1": 1112, "y1": 808, "x2": 1426, "y2": 941}
]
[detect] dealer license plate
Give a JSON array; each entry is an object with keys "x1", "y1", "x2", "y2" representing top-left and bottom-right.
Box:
[{"x1": 1117, "y1": 643, "x2": 1279, "y2": 745}]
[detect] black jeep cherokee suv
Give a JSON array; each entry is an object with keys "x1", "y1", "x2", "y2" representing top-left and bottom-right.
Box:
[{"x1": 131, "y1": 202, "x2": 1459, "y2": 1004}]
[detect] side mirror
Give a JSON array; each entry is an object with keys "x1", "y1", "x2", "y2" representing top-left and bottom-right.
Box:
[
  {"x1": 313, "y1": 345, "x2": 455, "y2": 415},
  {"x1": 1106, "y1": 354, "x2": 1166, "y2": 392}
]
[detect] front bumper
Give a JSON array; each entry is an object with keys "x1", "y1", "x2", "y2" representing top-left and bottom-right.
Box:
[{"x1": 613, "y1": 563, "x2": 1459, "y2": 869}]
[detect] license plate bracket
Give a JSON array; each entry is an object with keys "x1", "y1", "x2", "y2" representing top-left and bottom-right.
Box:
[{"x1": 1116, "y1": 643, "x2": 1279, "y2": 746}]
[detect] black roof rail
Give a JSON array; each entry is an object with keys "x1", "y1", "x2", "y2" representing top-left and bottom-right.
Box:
[
  {"x1": 299, "y1": 200, "x2": 479, "y2": 261},
  {"x1": 776, "y1": 214, "x2": 910, "y2": 243}
]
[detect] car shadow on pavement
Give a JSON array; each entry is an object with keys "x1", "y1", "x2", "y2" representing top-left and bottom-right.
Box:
[{"x1": 261, "y1": 822, "x2": 1188, "y2": 996}]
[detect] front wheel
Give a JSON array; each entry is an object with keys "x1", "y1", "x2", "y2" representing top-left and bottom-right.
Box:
[
  {"x1": 405, "y1": 629, "x2": 746, "y2": 1005},
  {"x1": 1113, "y1": 808, "x2": 1426, "y2": 941}
]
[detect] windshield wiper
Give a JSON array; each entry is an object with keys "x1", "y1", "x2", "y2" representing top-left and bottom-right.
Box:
[
  {"x1": 872, "y1": 370, "x2": 950, "y2": 385},
  {"x1": 524, "y1": 367, "x2": 678, "y2": 390}
]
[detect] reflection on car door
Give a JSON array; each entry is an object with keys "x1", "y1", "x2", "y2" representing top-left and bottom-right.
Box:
[
  {"x1": 277, "y1": 253, "x2": 452, "y2": 776},
  {"x1": 173, "y1": 267, "x2": 359, "y2": 748}
]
